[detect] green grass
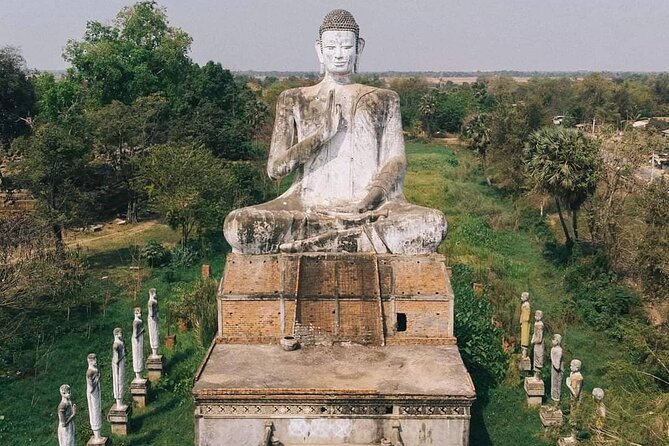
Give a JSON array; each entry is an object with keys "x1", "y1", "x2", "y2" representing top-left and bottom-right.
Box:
[{"x1": 0, "y1": 141, "x2": 642, "y2": 445}]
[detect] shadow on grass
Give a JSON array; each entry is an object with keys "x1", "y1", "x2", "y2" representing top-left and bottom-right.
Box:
[
  {"x1": 86, "y1": 246, "x2": 136, "y2": 269},
  {"x1": 469, "y1": 369, "x2": 494, "y2": 446}
]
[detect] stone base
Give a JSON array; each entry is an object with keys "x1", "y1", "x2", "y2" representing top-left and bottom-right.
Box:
[
  {"x1": 524, "y1": 377, "x2": 545, "y2": 407},
  {"x1": 146, "y1": 355, "x2": 163, "y2": 382},
  {"x1": 193, "y1": 343, "x2": 475, "y2": 446},
  {"x1": 539, "y1": 405, "x2": 563, "y2": 427},
  {"x1": 518, "y1": 356, "x2": 532, "y2": 372},
  {"x1": 130, "y1": 378, "x2": 148, "y2": 408},
  {"x1": 86, "y1": 435, "x2": 111, "y2": 445},
  {"x1": 107, "y1": 404, "x2": 131, "y2": 436}
]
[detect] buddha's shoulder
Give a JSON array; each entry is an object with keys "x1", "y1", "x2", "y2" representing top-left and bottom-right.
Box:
[
  {"x1": 350, "y1": 85, "x2": 399, "y2": 103},
  {"x1": 277, "y1": 85, "x2": 320, "y2": 102}
]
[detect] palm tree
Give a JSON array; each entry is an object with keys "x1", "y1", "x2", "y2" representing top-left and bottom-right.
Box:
[
  {"x1": 419, "y1": 92, "x2": 437, "y2": 137},
  {"x1": 524, "y1": 127, "x2": 600, "y2": 245},
  {"x1": 462, "y1": 113, "x2": 492, "y2": 185}
]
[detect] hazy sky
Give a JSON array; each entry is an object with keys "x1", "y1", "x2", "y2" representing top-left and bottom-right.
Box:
[{"x1": 2, "y1": 0, "x2": 669, "y2": 72}]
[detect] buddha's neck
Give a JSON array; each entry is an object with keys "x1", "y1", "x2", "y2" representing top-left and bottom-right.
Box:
[{"x1": 323, "y1": 72, "x2": 352, "y2": 86}]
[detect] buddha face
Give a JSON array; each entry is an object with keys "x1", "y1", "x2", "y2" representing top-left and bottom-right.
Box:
[{"x1": 317, "y1": 30, "x2": 364, "y2": 75}]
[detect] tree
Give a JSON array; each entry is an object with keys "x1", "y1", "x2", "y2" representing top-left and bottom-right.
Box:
[
  {"x1": 487, "y1": 99, "x2": 530, "y2": 191},
  {"x1": 141, "y1": 144, "x2": 247, "y2": 246},
  {"x1": 0, "y1": 47, "x2": 35, "y2": 147},
  {"x1": 637, "y1": 177, "x2": 669, "y2": 301},
  {"x1": 63, "y1": 1, "x2": 192, "y2": 106},
  {"x1": 418, "y1": 91, "x2": 437, "y2": 137},
  {"x1": 525, "y1": 127, "x2": 600, "y2": 245},
  {"x1": 169, "y1": 62, "x2": 260, "y2": 160},
  {"x1": 12, "y1": 124, "x2": 92, "y2": 252},
  {"x1": 462, "y1": 113, "x2": 492, "y2": 185},
  {"x1": 89, "y1": 94, "x2": 167, "y2": 222}
]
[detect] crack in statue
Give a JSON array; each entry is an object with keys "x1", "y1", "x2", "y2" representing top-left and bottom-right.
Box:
[{"x1": 224, "y1": 9, "x2": 447, "y2": 254}]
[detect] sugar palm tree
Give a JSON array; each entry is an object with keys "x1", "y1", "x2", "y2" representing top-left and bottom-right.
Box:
[{"x1": 525, "y1": 127, "x2": 600, "y2": 245}]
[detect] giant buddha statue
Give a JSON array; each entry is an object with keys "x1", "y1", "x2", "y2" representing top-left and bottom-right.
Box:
[{"x1": 224, "y1": 9, "x2": 447, "y2": 254}]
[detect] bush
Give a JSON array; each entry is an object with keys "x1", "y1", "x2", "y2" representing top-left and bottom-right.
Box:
[
  {"x1": 169, "y1": 243, "x2": 200, "y2": 267},
  {"x1": 564, "y1": 249, "x2": 640, "y2": 333},
  {"x1": 451, "y1": 264, "x2": 508, "y2": 394},
  {"x1": 140, "y1": 239, "x2": 170, "y2": 267}
]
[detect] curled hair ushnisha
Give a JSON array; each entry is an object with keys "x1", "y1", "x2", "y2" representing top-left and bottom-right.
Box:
[{"x1": 319, "y1": 9, "x2": 359, "y2": 40}]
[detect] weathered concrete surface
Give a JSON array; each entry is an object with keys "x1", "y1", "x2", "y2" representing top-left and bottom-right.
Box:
[
  {"x1": 194, "y1": 344, "x2": 474, "y2": 446},
  {"x1": 194, "y1": 344, "x2": 474, "y2": 397}
]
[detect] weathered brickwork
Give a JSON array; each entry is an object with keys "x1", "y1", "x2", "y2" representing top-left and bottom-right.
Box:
[{"x1": 218, "y1": 253, "x2": 455, "y2": 346}]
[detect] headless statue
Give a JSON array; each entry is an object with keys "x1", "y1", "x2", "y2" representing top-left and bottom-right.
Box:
[{"x1": 224, "y1": 9, "x2": 446, "y2": 255}]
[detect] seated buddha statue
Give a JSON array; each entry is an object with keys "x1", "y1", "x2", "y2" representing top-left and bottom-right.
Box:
[{"x1": 224, "y1": 9, "x2": 447, "y2": 255}]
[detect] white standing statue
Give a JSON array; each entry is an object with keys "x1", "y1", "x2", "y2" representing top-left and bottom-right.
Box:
[
  {"x1": 148, "y1": 288, "x2": 160, "y2": 357},
  {"x1": 531, "y1": 310, "x2": 544, "y2": 379},
  {"x1": 112, "y1": 327, "x2": 126, "y2": 408},
  {"x1": 85, "y1": 354, "x2": 103, "y2": 441},
  {"x1": 550, "y1": 334, "x2": 564, "y2": 404},
  {"x1": 57, "y1": 384, "x2": 76, "y2": 446},
  {"x1": 132, "y1": 307, "x2": 145, "y2": 379}
]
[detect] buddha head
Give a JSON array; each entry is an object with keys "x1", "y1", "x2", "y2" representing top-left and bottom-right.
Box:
[
  {"x1": 134, "y1": 307, "x2": 142, "y2": 319},
  {"x1": 552, "y1": 333, "x2": 562, "y2": 347},
  {"x1": 59, "y1": 383, "x2": 71, "y2": 399},
  {"x1": 113, "y1": 327, "x2": 122, "y2": 340},
  {"x1": 87, "y1": 353, "x2": 97, "y2": 367},
  {"x1": 316, "y1": 9, "x2": 365, "y2": 75}
]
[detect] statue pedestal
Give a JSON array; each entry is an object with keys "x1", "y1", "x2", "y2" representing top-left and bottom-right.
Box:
[
  {"x1": 146, "y1": 355, "x2": 163, "y2": 382},
  {"x1": 539, "y1": 405, "x2": 563, "y2": 427},
  {"x1": 107, "y1": 403, "x2": 131, "y2": 436},
  {"x1": 524, "y1": 377, "x2": 544, "y2": 407},
  {"x1": 86, "y1": 435, "x2": 111, "y2": 446},
  {"x1": 193, "y1": 253, "x2": 475, "y2": 446},
  {"x1": 518, "y1": 356, "x2": 532, "y2": 372},
  {"x1": 130, "y1": 378, "x2": 148, "y2": 408}
]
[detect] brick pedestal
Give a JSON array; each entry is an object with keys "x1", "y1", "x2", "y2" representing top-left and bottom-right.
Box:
[
  {"x1": 107, "y1": 404, "x2": 131, "y2": 436},
  {"x1": 130, "y1": 378, "x2": 148, "y2": 408},
  {"x1": 146, "y1": 355, "x2": 163, "y2": 383},
  {"x1": 194, "y1": 253, "x2": 475, "y2": 446},
  {"x1": 524, "y1": 376, "x2": 545, "y2": 407}
]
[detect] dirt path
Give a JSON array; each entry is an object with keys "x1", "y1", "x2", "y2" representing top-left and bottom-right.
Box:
[{"x1": 64, "y1": 220, "x2": 162, "y2": 250}]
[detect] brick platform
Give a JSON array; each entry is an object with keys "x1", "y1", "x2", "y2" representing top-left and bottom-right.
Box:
[
  {"x1": 217, "y1": 253, "x2": 456, "y2": 346},
  {"x1": 194, "y1": 253, "x2": 474, "y2": 446}
]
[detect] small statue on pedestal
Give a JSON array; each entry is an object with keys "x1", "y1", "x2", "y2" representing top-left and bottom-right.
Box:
[
  {"x1": 147, "y1": 289, "x2": 159, "y2": 357},
  {"x1": 566, "y1": 359, "x2": 583, "y2": 404},
  {"x1": 550, "y1": 334, "x2": 564, "y2": 404},
  {"x1": 146, "y1": 288, "x2": 164, "y2": 382},
  {"x1": 132, "y1": 307, "x2": 145, "y2": 380},
  {"x1": 131, "y1": 307, "x2": 149, "y2": 408},
  {"x1": 531, "y1": 310, "x2": 544, "y2": 379},
  {"x1": 560, "y1": 359, "x2": 584, "y2": 445},
  {"x1": 108, "y1": 327, "x2": 131, "y2": 436},
  {"x1": 112, "y1": 328, "x2": 126, "y2": 408},
  {"x1": 540, "y1": 333, "x2": 564, "y2": 427},
  {"x1": 519, "y1": 292, "x2": 532, "y2": 372},
  {"x1": 85, "y1": 354, "x2": 109, "y2": 445},
  {"x1": 57, "y1": 384, "x2": 76, "y2": 446}
]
